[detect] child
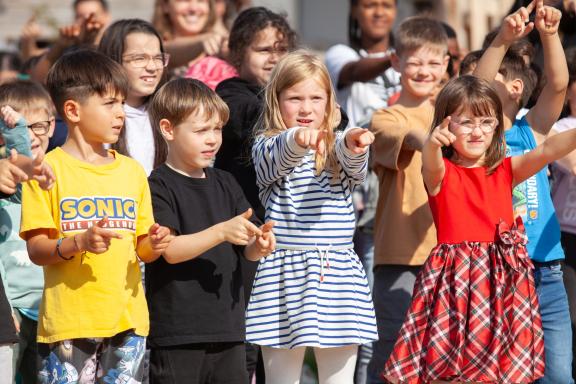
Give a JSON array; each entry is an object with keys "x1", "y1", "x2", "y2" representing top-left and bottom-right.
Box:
[
  {"x1": 0, "y1": 80, "x2": 55, "y2": 384},
  {"x1": 19, "y1": 49, "x2": 171, "y2": 383},
  {"x1": 474, "y1": 1, "x2": 573, "y2": 382},
  {"x1": 146, "y1": 77, "x2": 275, "y2": 384},
  {"x1": 246, "y1": 50, "x2": 377, "y2": 383},
  {"x1": 215, "y1": 6, "x2": 297, "y2": 220},
  {"x1": 367, "y1": 16, "x2": 449, "y2": 384},
  {"x1": 382, "y1": 74, "x2": 576, "y2": 383},
  {"x1": 98, "y1": 18, "x2": 169, "y2": 175}
]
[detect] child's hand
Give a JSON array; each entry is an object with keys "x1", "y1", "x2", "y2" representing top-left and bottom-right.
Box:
[
  {"x1": 0, "y1": 151, "x2": 28, "y2": 194},
  {"x1": 345, "y1": 128, "x2": 375, "y2": 154},
  {"x1": 0, "y1": 105, "x2": 24, "y2": 128},
  {"x1": 76, "y1": 216, "x2": 123, "y2": 254},
  {"x1": 534, "y1": 0, "x2": 562, "y2": 35},
  {"x1": 254, "y1": 221, "x2": 276, "y2": 257},
  {"x1": 428, "y1": 117, "x2": 456, "y2": 148},
  {"x1": 219, "y1": 208, "x2": 262, "y2": 246},
  {"x1": 148, "y1": 223, "x2": 172, "y2": 256},
  {"x1": 30, "y1": 151, "x2": 55, "y2": 190},
  {"x1": 500, "y1": 0, "x2": 536, "y2": 43},
  {"x1": 295, "y1": 127, "x2": 327, "y2": 155}
]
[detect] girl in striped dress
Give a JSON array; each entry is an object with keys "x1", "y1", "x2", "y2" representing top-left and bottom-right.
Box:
[{"x1": 246, "y1": 50, "x2": 378, "y2": 383}]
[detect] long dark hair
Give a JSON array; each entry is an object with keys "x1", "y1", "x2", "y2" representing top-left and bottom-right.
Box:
[{"x1": 98, "y1": 18, "x2": 168, "y2": 167}]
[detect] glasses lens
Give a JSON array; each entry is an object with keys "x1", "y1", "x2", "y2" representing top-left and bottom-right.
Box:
[{"x1": 29, "y1": 122, "x2": 49, "y2": 135}]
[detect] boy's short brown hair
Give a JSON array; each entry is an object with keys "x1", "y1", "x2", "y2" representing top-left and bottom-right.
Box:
[
  {"x1": 149, "y1": 78, "x2": 229, "y2": 131},
  {"x1": 46, "y1": 48, "x2": 129, "y2": 119},
  {"x1": 393, "y1": 16, "x2": 448, "y2": 57},
  {"x1": 0, "y1": 79, "x2": 55, "y2": 117}
]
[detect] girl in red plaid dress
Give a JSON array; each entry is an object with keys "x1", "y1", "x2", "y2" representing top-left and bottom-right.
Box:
[{"x1": 382, "y1": 74, "x2": 576, "y2": 383}]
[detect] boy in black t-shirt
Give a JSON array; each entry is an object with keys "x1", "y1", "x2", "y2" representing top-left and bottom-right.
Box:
[{"x1": 146, "y1": 78, "x2": 275, "y2": 384}]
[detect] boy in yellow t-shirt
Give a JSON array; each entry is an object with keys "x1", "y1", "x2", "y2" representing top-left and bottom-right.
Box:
[{"x1": 19, "y1": 49, "x2": 171, "y2": 383}]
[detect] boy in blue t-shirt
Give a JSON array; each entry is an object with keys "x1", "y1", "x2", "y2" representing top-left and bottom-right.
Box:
[{"x1": 475, "y1": 1, "x2": 572, "y2": 383}]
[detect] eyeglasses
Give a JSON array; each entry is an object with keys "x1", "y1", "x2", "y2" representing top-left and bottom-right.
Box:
[
  {"x1": 26, "y1": 121, "x2": 51, "y2": 136},
  {"x1": 122, "y1": 53, "x2": 170, "y2": 68},
  {"x1": 450, "y1": 116, "x2": 498, "y2": 134}
]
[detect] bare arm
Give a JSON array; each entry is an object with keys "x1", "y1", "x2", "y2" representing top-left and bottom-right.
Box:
[
  {"x1": 512, "y1": 126, "x2": 576, "y2": 184},
  {"x1": 26, "y1": 230, "x2": 80, "y2": 265},
  {"x1": 525, "y1": 5, "x2": 568, "y2": 135},
  {"x1": 421, "y1": 117, "x2": 455, "y2": 195},
  {"x1": 337, "y1": 55, "x2": 393, "y2": 88}
]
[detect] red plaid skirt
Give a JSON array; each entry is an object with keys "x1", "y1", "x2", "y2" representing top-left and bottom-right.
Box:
[{"x1": 382, "y1": 218, "x2": 545, "y2": 383}]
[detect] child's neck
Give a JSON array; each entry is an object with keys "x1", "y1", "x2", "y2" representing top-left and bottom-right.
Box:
[
  {"x1": 396, "y1": 91, "x2": 433, "y2": 108},
  {"x1": 165, "y1": 154, "x2": 205, "y2": 178},
  {"x1": 61, "y1": 126, "x2": 114, "y2": 165},
  {"x1": 502, "y1": 105, "x2": 520, "y2": 131}
]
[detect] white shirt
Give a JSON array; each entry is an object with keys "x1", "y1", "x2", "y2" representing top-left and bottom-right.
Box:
[{"x1": 124, "y1": 103, "x2": 155, "y2": 176}]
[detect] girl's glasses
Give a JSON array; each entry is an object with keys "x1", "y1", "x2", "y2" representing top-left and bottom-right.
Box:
[
  {"x1": 450, "y1": 116, "x2": 498, "y2": 134},
  {"x1": 122, "y1": 53, "x2": 170, "y2": 68},
  {"x1": 26, "y1": 121, "x2": 51, "y2": 136}
]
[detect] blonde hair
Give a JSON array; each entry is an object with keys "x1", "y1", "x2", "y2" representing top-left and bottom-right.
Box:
[
  {"x1": 256, "y1": 50, "x2": 340, "y2": 175},
  {"x1": 152, "y1": 0, "x2": 217, "y2": 41}
]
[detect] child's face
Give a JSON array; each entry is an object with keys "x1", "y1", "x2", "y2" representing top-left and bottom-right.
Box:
[
  {"x1": 74, "y1": 0, "x2": 110, "y2": 26},
  {"x1": 74, "y1": 91, "x2": 125, "y2": 144},
  {"x1": 23, "y1": 109, "x2": 54, "y2": 158},
  {"x1": 239, "y1": 26, "x2": 288, "y2": 87},
  {"x1": 492, "y1": 72, "x2": 521, "y2": 112},
  {"x1": 567, "y1": 81, "x2": 576, "y2": 117},
  {"x1": 394, "y1": 46, "x2": 449, "y2": 100},
  {"x1": 353, "y1": 0, "x2": 396, "y2": 41},
  {"x1": 448, "y1": 110, "x2": 497, "y2": 167},
  {"x1": 122, "y1": 32, "x2": 165, "y2": 106},
  {"x1": 279, "y1": 77, "x2": 328, "y2": 131},
  {"x1": 166, "y1": 110, "x2": 222, "y2": 175},
  {"x1": 165, "y1": 0, "x2": 210, "y2": 37}
]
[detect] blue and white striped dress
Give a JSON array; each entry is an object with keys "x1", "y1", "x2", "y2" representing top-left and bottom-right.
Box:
[{"x1": 246, "y1": 127, "x2": 378, "y2": 349}]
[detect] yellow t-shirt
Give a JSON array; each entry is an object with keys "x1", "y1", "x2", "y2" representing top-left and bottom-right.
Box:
[{"x1": 20, "y1": 148, "x2": 153, "y2": 343}]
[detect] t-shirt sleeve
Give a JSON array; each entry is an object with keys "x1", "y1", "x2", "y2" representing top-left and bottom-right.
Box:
[
  {"x1": 370, "y1": 108, "x2": 413, "y2": 170},
  {"x1": 148, "y1": 172, "x2": 181, "y2": 235},
  {"x1": 136, "y1": 169, "x2": 155, "y2": 239},
  {"x1": 19, "y1": 179, "x2": 57, "y2": 240},
  {"x1": 325, "y1": 44, "x2": 359, "y2": 89}
]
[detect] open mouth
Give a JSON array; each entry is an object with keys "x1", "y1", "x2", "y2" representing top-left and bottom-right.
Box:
[{"x1": 297, "y1": 119, "x2": 313, "y2": 125}]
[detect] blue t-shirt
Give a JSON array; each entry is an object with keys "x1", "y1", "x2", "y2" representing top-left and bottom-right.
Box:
[{"x1": 505, "y1": 116, "x2": 564, "y2": 262}]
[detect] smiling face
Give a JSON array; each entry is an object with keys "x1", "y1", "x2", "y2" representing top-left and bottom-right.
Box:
[
  {"x1": 239, "y1": 26, "x2": 288, "y2": 87},
  {"x1": 22, "y1": 108, "x2": 55, "y2": 158},
  {"x1": 164, "y1": 0, "x2": 210, "y2": 37},
  {"x1": 121, "y1": 32, "x2": 165, "y2": 107},
  {"x1": 353, "y1": 0, "x2": 396, "y2": 43},
  {"x1": 279, "y1": 76, "x2": 328, "y2": 130},
  {"x1": 395, "y1": 45, "x2": 449, "y2": 100}
]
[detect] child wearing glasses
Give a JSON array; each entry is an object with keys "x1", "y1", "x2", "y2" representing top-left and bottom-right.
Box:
[
  {"x1": 0, "y1": 79, "x2": 55, "y2": 383},
  {"x1": 382, "y1": 73, "x2": 576, "y2": 383},
  {"x1": 99, "y1": 19, "x2": 169, "y2": 175},
  {"x1": 474, "y1": 1, "x2": 574, "y2": 383}
]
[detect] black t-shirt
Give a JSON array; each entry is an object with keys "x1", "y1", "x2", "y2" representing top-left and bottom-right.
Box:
[
  {"x1": 0, "y1": 273, "x2": 18, "y2": 344},
  {"x1": 146, "y1": 165, "x2": 255, "y2": 347}
]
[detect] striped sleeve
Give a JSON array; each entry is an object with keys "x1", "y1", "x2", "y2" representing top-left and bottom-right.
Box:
[
  {"x1": 335, "y1": 129, "x2": 369, "y2": 190},
  {"x1": 252, "y1": 127, "x2": 311, "y2": 189}
]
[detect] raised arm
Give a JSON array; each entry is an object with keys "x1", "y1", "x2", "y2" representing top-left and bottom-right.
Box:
[
  {"x1": 252, "y1": 128, "x2": 311, "y2": 188},
  {"x1": 512, "y1": 125, "x2": 576, "y2": 185},
  {"x1": 422, "y1": 117, "x2": 455, "y2": 196},
  {"x1": 525, "y1": 4, "x2": 567, "y2": 136},
  {"x1": 473, "y1": 0, "x2": 536, "y2": 82}
]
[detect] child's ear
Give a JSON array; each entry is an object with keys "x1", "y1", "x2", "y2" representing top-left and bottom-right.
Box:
[
  {"x1": 159, "y1": 118, "x2": 175, "y2": 141},
  {"x1": 63, "y1": 100, "x2": 80, "y2": 123},
  {"x1": 390, "y1": 53, "x2": 401, "y2": 72},
  {"x1": 442, "y1": 54, "x2": 450, "y2": 74}
]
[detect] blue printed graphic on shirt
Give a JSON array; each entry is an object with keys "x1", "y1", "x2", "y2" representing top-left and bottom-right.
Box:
[{"x1": 505, "y1": 116, "x2": 564, "y2": 262}]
